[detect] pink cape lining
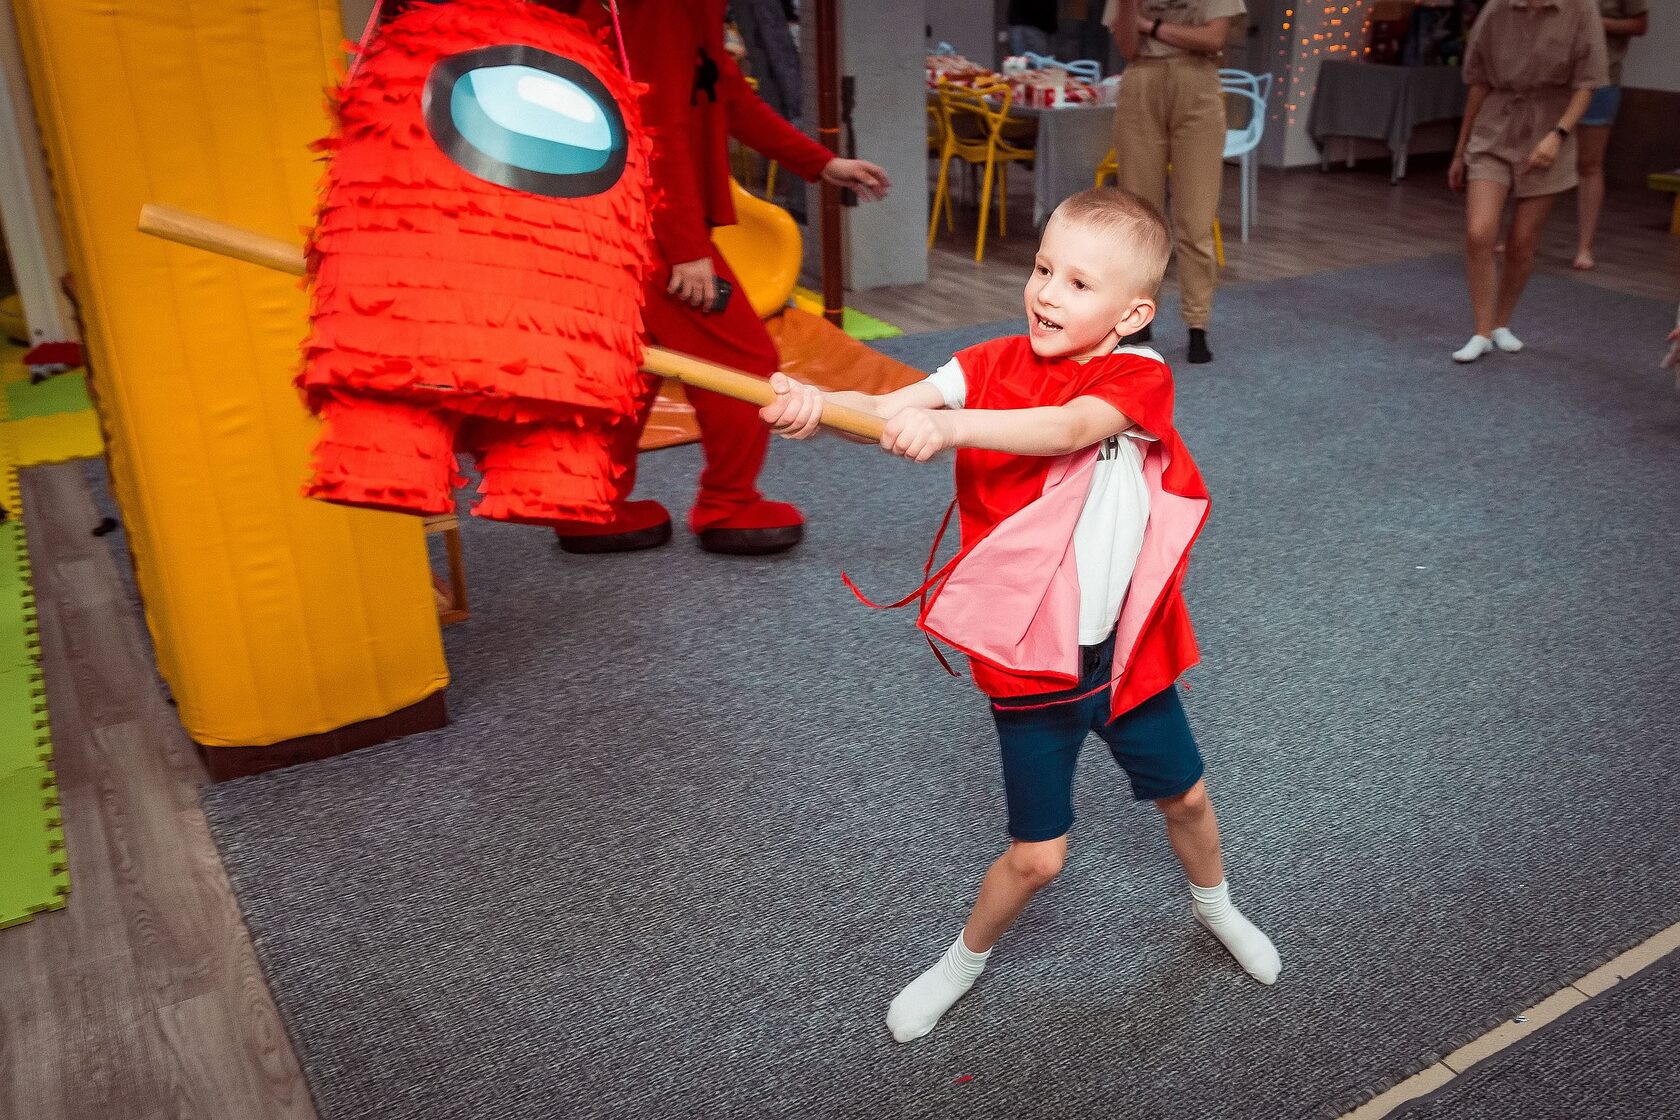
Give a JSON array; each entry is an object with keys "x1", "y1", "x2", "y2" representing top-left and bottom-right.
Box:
[{"x1": 918, "y1": 437, "x2": 1207, "y2": 717}]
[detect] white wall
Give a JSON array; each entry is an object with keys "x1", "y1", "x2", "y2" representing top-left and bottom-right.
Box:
[
  {"x1": 1619, "y1": 2, "x2": 1676, "y2": 92},
  {"x1": 1258, "y1": 0, "x2": 1378, "y2": 167},
  {"x1": 801, "y1": 0, "x2": 930, "y2": 291}
]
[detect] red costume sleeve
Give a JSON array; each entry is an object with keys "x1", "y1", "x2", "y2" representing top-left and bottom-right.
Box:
[
  {"x1": 1071, "y1": 354, "x2": 1177, "y2": 442},
  {"x1": 616, "y1": 5, "x2": 714, "y2": 264},
  {"x1": 716, "y1": 52, "x2": 834, "y2": 182}
]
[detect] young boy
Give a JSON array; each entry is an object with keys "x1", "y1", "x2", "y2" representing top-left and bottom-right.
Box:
[{"x1": 759, "y1": 187, "x2": 1280, "y2": 1043}]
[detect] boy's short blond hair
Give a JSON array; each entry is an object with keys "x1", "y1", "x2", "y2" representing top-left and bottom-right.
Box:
[{"x1": 1048, "y1": 187, "x2": 1172, "y2": 296}]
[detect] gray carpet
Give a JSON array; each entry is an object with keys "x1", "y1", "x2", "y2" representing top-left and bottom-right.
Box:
[
  {"x1": 200, "y1": 255, "x2": 1680, "y2": 1120},
  {"x1": 1394, "y1": 950, "x2": 1680, "y2": 1118}
]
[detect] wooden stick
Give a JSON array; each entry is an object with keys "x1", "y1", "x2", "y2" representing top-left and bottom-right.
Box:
[
  {"x1": 636, "y1": 347, "x2": 884, "y2": 439},
  {"x1": 139, "y1": 203, "x2": 308, "y2": 278},
  {"x1": 136, "y1": 203, "x2": 887, "y2": 441}
]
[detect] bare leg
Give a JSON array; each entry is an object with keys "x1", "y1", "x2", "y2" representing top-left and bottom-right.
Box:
[
  {"x1": 1496, "y1": 191, "x2": 1561, "y2": 330},
  {"x1": 961, "y1": 836, "x2": 1067, "y2": 952},
  {"x1": 1156, "y1": 780, "x2": 1224, "y2": 888},
  {"x1": 886, "y1": 836, "x2": 1066, "y2": 1042},
  {"x1": 1465, "y1": 179, "x2": 1509, "y2": 338},
  {"x1": 1158, "y1": 780, "x2": 1281, "y2": 983},
  {"x1": 1573, "y1": 125, "x2": 1610, "y2": 270}
]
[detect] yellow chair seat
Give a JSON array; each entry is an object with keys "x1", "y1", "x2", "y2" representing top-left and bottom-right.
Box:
[{"x1": 712, "y1": 179, "x2": 802, "y2": 319}]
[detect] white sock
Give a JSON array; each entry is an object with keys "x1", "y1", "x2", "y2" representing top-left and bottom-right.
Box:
[
  {"x1": 1453, "y1": 334, "x2": 1494, "y2": 363},
  {"x1": 1190, "y1": 880, "x2": 1281, "y2": 985},
  {"x1": 886, "y1": 934, "x2": 990, "y2": 1043},
  {"x1": 1490, "y1": 326, "x2": 1523, "y2": 352}
]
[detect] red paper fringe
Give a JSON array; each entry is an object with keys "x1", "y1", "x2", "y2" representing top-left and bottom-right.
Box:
[{"x1": 300, "y1": 0, "x2": 656, "y2": 524}]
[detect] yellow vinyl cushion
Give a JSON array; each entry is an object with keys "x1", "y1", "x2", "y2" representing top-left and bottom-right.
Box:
[{"x1": 11, "y1": 0, "x2": 448, "y2": 747}]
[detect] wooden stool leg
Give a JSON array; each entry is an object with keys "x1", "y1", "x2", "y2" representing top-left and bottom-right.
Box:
[
  {"x1": 422, "y1": 514, "x2": 470, "y2": 625},
  {"x1": 440, "y1": 526, "x2": 468, "y2": 625}
]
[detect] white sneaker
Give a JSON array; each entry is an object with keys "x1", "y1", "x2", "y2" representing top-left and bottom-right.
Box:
[
  {"x1": 1453, "y1": 335, "x2": 1494, "y2": 363},
  {"x1": 1490, "y1": 327, "x2": 1523, "y2": 353}
]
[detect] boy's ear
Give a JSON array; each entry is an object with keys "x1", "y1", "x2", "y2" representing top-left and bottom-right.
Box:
[{"x1": 1117, "y1": 297, "x2": 1156, "y2": 336}]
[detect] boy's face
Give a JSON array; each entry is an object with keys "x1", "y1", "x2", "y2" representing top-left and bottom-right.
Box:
[{"x1": 1024, "y1": 215, "x2": 1154, "y2": 361}]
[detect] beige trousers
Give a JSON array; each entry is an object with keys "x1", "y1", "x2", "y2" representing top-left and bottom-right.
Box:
[{"x1": 1112, "y1": 55, "x2": 1226, "y2": 330}]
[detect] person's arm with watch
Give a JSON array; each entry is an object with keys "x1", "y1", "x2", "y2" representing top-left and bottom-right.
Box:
[
  {"x1": 1524, "y1": 88, "x2": 1594, "y2": 173},
  {"x1": 1133, "y1": 11, "x2": 1234, "y2": 55}
]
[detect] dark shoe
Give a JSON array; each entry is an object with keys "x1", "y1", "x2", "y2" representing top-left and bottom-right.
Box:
[
  {"x1": 1124, "y1": 323, "x2": 1153, "y2": 345},
  {"x1": 697, "y1": 499, "x2": 805, "y2": 556},
  {"x1": 554, "y1": 499, "x2": 672, "y2": 554},
  {"x1": 1187, "y1": 328, "x2": 1212, "y2": 364}
]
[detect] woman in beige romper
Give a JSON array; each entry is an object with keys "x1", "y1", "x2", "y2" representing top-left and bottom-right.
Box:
[
  {"x1": 1105, "y1": 0, "x2": 1244, "y2": 364},
  {"x1": 1449, "y1": 0, "x2": 1607, "y2": 363}
]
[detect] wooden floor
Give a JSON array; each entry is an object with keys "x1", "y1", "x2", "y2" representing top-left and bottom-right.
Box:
[
  {"x1": 0, "y1": 466, "x2": 317, "y2": 1120},
  {"x1": 850, "y1": 157, "x2": 1677, "y2": 334},
  {"x1": 0, "y1": 168, "x2": 1673, "y2": 1120}
]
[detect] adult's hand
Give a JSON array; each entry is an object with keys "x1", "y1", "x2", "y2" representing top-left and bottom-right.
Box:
[
  {"x1": 821, "y1": 158, "x2": 892, "y2": 202},
  {"x1": 668, "y1": 257, "x2": 717, "y2": 310},
  {"x1": 1525, "y1": 131, "x2": 1562, "y2": 173},
  {"x1": 1448, "y1": 153, "x2": 1467, "y2": 192}
]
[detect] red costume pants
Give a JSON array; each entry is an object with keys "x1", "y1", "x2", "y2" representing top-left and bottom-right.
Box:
[{"x1": 618, "y1": 247, "x2": 783, "y2": 532}]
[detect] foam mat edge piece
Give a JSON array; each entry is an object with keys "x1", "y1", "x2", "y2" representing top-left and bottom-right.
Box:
[
  {"x1": 0, "y1": 453, "x2": 69, "y2": 925},
  {"x1": 0, "y1": 761, "x2": 69, "y2": 929}
]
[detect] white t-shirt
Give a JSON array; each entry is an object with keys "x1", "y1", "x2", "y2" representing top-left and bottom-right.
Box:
[{"x1": 925, "y1": 345, "x2": 1158, "y2": 645}]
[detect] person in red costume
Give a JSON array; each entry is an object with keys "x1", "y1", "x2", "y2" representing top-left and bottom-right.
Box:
[
  {"x1": 553, "y1": 0, "x2": 891, "y2": 555},
  {"x1": 763, "y1": 188, "x2": 1281, "y2": 1042}
]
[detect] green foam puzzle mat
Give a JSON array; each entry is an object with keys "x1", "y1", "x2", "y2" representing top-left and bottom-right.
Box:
[
  {"x1": 0, "y1": 459, "x2": 68, "y2": 927},
  {"x1": 5, "y1": 370, "x2": 91, "y2": 420},
  {"x1": 0, "y1": 765, "x2": 67, "y2": 930},
  {"x1": 791, "y1": 288, "x2": 905, "y2": 341}
]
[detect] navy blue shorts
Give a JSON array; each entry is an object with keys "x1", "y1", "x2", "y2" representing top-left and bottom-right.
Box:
[
  {"x1": 990, "y1": 630, "x2": 1204, "y2": 842},
  {"x1": 1580, "y1": 84, "x2": 1621, "y2": 128}
]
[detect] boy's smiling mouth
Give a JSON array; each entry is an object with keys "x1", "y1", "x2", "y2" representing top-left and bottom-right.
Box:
[{"x1": 1032, "y1": 312, "x2": 1062, "y2": 333}]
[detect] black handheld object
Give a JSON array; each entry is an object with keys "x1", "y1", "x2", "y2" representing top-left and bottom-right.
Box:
[{"x1": 707, "y1": 276, "x2": 734, "y2": 314}]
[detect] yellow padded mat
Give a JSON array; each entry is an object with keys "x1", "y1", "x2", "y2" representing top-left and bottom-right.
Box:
[{"x1": 12, "y1": 0, "x2": 447, "y2": 748}]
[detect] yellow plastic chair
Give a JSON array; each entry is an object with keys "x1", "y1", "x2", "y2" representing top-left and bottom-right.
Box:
[
  {"x1": 927, "y1": 81, "x2": 1036, "y2": 262},
  {"x1": 712, "y1": 178, "x2": 802, "y2": 319},
  {"x1": 1094, "y1": 147, "x2": 1226, "y2": 268},
  {"x1": 926, "y1": 101, "x2": 953, "y2": 233}
]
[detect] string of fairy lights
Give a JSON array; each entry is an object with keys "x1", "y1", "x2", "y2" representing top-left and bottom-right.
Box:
[{"x1": 1274, "y1": 1, "x2": 1376, "y2": 129}]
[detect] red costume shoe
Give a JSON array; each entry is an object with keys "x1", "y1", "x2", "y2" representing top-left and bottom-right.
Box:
[
  {"x1": 553, "y1": 499, "x2": 672, "y2": 554},
  {"x1": 696, "y1": 498, "x2": 803, "y2": 556}
]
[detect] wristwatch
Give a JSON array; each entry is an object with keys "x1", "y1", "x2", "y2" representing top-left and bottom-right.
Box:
[{"x1": 1553, "y1": 125, "x2": 1571, "y2": 140}]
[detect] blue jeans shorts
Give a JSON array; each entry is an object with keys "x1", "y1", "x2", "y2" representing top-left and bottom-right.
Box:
[
  {"x1": 1580, "y1": 84, "x2": 1621, "y2": 128},
  {"x1": 990, "y1": 630, "x2": 1205, "y2": 842}
]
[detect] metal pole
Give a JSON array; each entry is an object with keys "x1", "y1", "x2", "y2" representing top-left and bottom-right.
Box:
[{"x1": 814, "y1": 0, "x2": 843, "y2": 327}]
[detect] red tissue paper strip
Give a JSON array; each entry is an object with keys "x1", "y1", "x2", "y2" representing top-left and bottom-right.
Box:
[
  {"x1": 299, "y1": 0, "x2": 655, "y2": 525},
  {"x1": 22, "y1": 341, "x2": 84, "y2": 369}
]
